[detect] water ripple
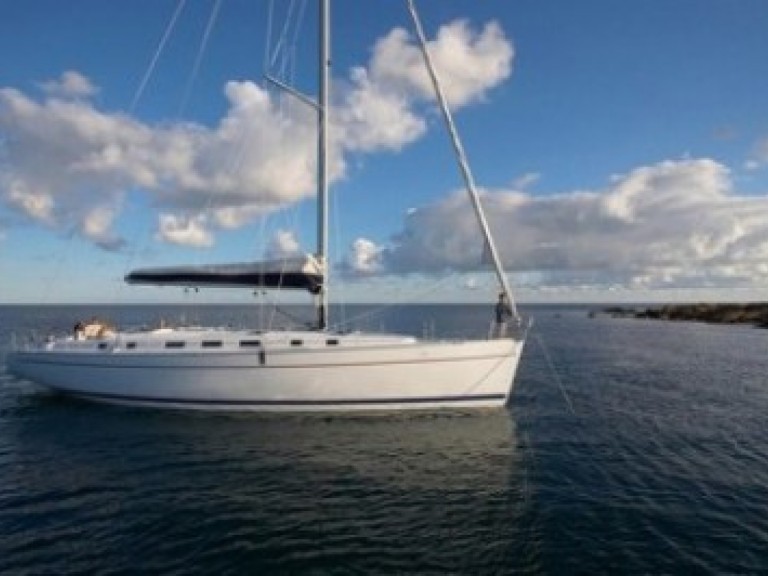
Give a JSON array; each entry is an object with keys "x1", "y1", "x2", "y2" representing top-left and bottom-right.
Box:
[
  {"x1": 4, "y1": 305, "x2": 768, "y2": 573},
  {"x1": 0, "y1": 390, "x2": 530, "y2": 574}
]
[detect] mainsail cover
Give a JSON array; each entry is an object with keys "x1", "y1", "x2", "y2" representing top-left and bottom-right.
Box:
[{"x1": 125, "y1": 256, "x2": 323, "y2": 293}]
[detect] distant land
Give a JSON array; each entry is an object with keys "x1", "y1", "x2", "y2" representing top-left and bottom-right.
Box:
[{"x1": 594, "y1": 303, "x2": 768, "y2": 328}]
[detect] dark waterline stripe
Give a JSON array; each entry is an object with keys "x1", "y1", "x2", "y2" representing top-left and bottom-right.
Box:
[{"x1": 64, "y1": 389, "x2": 507, "y2": 407}]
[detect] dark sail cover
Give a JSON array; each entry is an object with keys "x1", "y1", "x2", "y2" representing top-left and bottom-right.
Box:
[{"x1": 125, "y1": 256, "x2": 323, "y2": 294}]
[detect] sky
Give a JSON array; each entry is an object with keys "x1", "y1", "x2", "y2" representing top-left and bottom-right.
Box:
[{"x1": 2, "y1": 0, "x2": 768, "y2": 305}]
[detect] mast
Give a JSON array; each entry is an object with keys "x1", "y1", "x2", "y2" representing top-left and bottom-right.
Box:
[
  {"x1": 317, "y1": 0, "x2": 330, "y2": 330},
  {"x1": 406, "y1": 0, "x2": 520, "y2": 323}
]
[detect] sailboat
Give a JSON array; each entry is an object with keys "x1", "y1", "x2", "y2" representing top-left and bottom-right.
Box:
[{"x1": 7, "y1": 0, "x2": 527, "y2": 412}]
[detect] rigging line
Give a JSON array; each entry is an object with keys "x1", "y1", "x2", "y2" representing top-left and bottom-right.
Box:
[
  {"x1": 328, "y1": 273, "x2": 460, "y2": 332},
  {"x1": 117, "y1": 0, "x2": 186, "y2": 284},
  {"x1": 170, "y1": 0, "x2": 221, "y2": 265},
  {"x1": 332, "y1": 273, "x2": 458, "y2": 331},
  {"x1": 276, "y1": 0, "x2": 306, "y2": 83},
  {"x1": 253, "y1": 211, "x2": 306, "y2": 330},
  {"x1": 267, "y1": 0, "x2": 298, "y2": 73},
  {"x1": 331, "y1": 155, "x2": 347, "y2": 329},
  {"x1": 263, "y1": 0, "x2": 275, "y2": 76},
  {"x1": 232, "y1": 5, "x2": 305, "y2": 182},
  {"x1": 533, "y1": 332, "x2": 576, "y2": 416},
  {"x1": 178, "y1": 0, "x2": 223, "y2": 117},
  {"x1": 258, "y1": 1, "x2": 309, "y2": 329},
  {"x1": 282, "y1": 0, "x2": 307, "y2": 94},
  {"x1": 254, "y1": 287, "x2": 313, "y2": 330},
  {"x1": 291, "y1": 0, "x2": 309, "y2": 47},
  {"x1": 288, "y1": 0, "x2": 308, "y2": 73},
  {"x1": 254, "y1": 218, "x2": 269, "y2": 330},
  {"x1": 277, "y1": 32, "x2": 295, "y2": 83},
  {"x1": 273, "y1": 301, "x2": 313, "y2": 329},
  {"x1": 130, "y1": 0, "x2": 187, "y2": 113}
]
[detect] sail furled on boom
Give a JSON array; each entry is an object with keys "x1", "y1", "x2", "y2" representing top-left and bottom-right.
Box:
[{"x1": 125, "y1": 255, "x2": 323, "y2": 293}]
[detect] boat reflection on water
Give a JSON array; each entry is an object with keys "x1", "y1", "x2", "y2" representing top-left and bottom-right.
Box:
[
  {"x1": 2, "y1": 399, "x2": 535, "y2": 573},
  {"x1": 271, "y1": 408, "x2": 523, "y2": 493}
]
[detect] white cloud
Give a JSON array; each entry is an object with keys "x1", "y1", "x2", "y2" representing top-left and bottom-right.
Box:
[
  {"x1": 0, "y1": 17, "x2": 513, "y2": 252},
  {"x1": 7, "y1": 182, "x2": 54, "y2": 223},
  {"x1": 464, "y1": 276, "x2": 479, "y2": 290},
  {"x1": 156, "y1": 214, "x2": 213, "y2": 247},
  {"x1": 511, "y1": 172, "x2": 540, "y2": 190},
  {"x1": 40, "y1": 71, "x2": 99, "y2": 98},
  {"x1": 366, "y1": 20, "x2": 513, "y2": 108},
  {"x1": 336, "y1": 20, "x2": 512, "y2": 153},
  {"x1": 746, "y1": 137, "x2": 768, "y2": 170},
  {"x1": 266, "y1": 229, "x2": 302, "y2": 259},
  {"x1": 0, "y1": 81, "x2": 316, "y2": 248},
  {"x1": 0, "y1": 85, "x2": 141, "y2": 246},
  {"x1": 346, "y1": 237, "x2": 384, "y2": 275},
  {"x1": 336, "y1": 67, "x2": 427, "y2": 152},
  {"x1": 82, "y1": 205, "x2": 125, "y2": 251},
  {"x1": 377, "y1": 158, "x2": 768, "y2": 291}
]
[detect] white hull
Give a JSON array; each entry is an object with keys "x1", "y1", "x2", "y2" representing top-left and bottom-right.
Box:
[{"x1": 7, "y1": 328, "x2": 524, "y2": 412}]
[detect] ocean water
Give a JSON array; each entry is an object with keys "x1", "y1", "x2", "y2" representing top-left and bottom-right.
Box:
[{"x1": 1, "y1": 304, "x2": 768, "y2": 574}]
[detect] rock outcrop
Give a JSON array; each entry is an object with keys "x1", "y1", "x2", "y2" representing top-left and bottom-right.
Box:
[{"x1": 597, "y1": 303, "x2": 768, "y2": 327}]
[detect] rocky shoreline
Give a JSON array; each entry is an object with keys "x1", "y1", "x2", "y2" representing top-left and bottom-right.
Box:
[{"x1": 596, "y1": 303, "x2": 768, "y2": 328}]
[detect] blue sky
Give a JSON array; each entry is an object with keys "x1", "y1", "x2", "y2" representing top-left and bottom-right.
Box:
[{"x1": 2, "y1": 0, "x2": 768, "y2": 304}]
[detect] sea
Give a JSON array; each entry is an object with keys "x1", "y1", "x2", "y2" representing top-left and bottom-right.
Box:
[{"x1": 1, "y1": 303, "x2": 767, "y2": 575}]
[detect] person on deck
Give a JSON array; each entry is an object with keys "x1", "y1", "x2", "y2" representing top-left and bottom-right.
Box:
[{"x1": 493, "y1": 292, "x2": 513, "y2": 338}]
